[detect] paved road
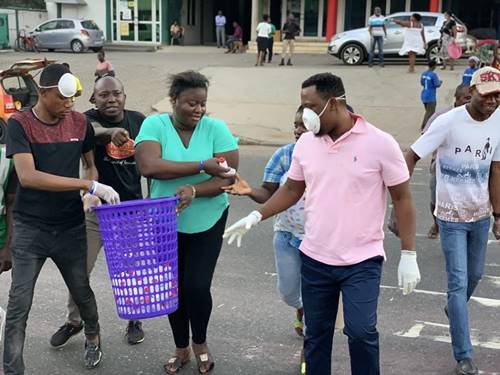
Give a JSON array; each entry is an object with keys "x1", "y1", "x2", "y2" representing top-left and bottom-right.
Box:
[{"x1": 1, "y1": 146, "x2": 499, "y2": 375}]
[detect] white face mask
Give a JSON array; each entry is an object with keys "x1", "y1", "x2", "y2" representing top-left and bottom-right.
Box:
[
  {"x1": 302, "y1": 95, "x2": 346, "y2": 134},
  {"x1": 39, "y1": 73, "x2": 78, "y2": 98}
]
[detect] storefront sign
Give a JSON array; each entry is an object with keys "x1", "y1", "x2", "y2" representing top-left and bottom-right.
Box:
[{"x1": 120, "y1": 22, "x2": 129, "y2": 36}]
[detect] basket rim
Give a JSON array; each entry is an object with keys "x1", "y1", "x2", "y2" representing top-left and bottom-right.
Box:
[{"x1": 94, "y1": 196, "x2": 178, "y2": 211}]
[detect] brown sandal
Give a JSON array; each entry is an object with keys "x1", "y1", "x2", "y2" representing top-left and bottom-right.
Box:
[
  {"x1": 163, "y1": 352, "x2": 191, "y2": 374},
  {"x1": 195, "y1": 352, "x2": 214, "y2": 374}
]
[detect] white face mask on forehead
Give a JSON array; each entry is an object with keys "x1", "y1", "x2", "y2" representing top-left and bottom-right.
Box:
[{"x1": 302, "y1": 94, "x2": 346, "y2": 135}]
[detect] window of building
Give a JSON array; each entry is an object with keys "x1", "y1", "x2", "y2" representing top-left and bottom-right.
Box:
[
  {"x1": 304, "y1": 0, "x2": 320, "y2": 36},
  {"x1": 411, "y1": 0, "x2": 428, "y2": 11},
  {"x1": 390, "y1": 0, "x2": 406, "y2": 13},
  {"x1": 187, "y1": 0, "x2": 196, "y2": 26},
  {"x1": 345, "y1": 0, "x2": 367, "y2": 31}
]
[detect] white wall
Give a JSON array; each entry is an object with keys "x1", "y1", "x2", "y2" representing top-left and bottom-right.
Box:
[
  {"x1": 0, "y1": 8, "x2": 48, "y2": 48},
  {"x1": 46, "y1": 0, "x2": 107, "y2": 37}
]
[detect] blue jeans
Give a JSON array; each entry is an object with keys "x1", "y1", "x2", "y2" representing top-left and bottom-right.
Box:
[
  {"x1": 273, "y1": 231, "x2": 302, "y2": 309},
  {"x1": 369, "y1": 36, "x2": 384, "y2": 65},
  {"x1": 437, "y1": 217, "x2": 490, "y2": 361},
  {"x1": 301, "y1": 253, "x2": 382, "y2": 375}
]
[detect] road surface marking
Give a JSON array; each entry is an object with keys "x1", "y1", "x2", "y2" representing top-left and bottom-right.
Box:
[
  {"x1": 380, "y1": 285, "x2": 500, "y2": 307},
  {"x1": 395, "y1": 320, "x2": 500, "y2": 350}
]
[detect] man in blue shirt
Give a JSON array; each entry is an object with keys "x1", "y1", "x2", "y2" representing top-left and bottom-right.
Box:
[
  {"x1": 420, "y1": 60, "x2": 442, "y2": 131},
  {"x1": 462, "y1": 56, "x2": 480, "y2": 86}
]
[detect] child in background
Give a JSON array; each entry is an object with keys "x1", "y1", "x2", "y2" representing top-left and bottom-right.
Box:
[
  {"x1": 420, "y1": 60, "x2": 442, "y2": 131},
  {"x1": 95, "y1": 50, "x2": 115, "y2": 79},
  {"x1": 462, "y1": 56, "x2": 480, "y2": 85}
]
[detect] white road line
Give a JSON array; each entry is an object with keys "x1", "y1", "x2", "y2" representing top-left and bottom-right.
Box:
[
  {"x1": 394, "y1": 321, "x2": 500, "y2": 351},
  {"x1": 485, "y1": 275, "x2": 500, "y2": 286},
  {"x1": 380, "y1": 285, "x2": 500, "y2": 307}
]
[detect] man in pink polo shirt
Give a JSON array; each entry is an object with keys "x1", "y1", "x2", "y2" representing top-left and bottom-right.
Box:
[{"x1": 223, "y1": 73, "x2": 420, "y2": 375}]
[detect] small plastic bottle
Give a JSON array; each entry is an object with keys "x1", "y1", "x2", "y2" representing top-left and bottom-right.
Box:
[{"x1": 218, "y1": 157, "x2": 236, "y2": 177}]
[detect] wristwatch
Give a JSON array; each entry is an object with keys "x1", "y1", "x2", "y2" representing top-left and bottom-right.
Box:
[
  {"x1": 493, "y1": 212, "x2": 500, "y2": 220},
  {"x1": 199, "y1": 160, "x2": 205, "y2": 174}
]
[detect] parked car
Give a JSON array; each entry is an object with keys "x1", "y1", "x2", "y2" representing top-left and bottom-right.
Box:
[
  {"x1": 328, "y1": 12, "x2": 468, "y2": 65},
  {"x1": 31, "y1": 18, "x2": 104, "y2": 53},
  {"x1": 0, "y1": 59, "x2": 55, "y2": 142}
]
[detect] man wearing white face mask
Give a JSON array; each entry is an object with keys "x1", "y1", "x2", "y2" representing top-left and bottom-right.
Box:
[
  {"x1": 224, "y1": 73, "x2": 419, "y2": 375},
  {"x1": 3, "y1": 64, "x2": 119, "y2": 374}
]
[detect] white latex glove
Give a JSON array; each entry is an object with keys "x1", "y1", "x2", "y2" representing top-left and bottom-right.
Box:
[
  {"x1": 82, "y1": 193, "x2": 102, "y2": 213},
  {"x1": 223, "y1": 210, "x2": 262, "y2": 247},
  {"x1": 90, "y1": 181, "x2": 120, "y2": 205},
  {"x1": 398, "y1": 250, "x2": 421, "y2": 295}
]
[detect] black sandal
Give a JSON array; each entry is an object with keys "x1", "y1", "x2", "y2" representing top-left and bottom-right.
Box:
[{"x1": 195, "y1": 352, "x2": 214, "y2": 374}]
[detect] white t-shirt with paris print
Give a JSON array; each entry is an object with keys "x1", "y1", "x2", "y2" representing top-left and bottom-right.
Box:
[{"x1": 411, "y1": 105, "x2": 500, "y2": 223}]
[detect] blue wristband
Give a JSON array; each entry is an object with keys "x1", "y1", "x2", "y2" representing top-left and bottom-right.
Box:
[{"x1": 199, "y1": 160, "x2": 205, "y2": 173}]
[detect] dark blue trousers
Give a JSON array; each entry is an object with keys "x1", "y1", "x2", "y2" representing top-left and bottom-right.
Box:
[{"x1": 301, "y1": 253, "x2": 383, "y2": 375}]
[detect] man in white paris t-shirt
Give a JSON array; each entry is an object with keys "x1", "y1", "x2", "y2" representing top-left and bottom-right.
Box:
[{"x1": 405, "y1": 67, "x2": 500, "y2": 375}]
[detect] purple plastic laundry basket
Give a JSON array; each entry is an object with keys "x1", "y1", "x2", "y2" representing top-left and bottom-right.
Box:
[{"x1": 94, "y1": 197, "x2": 178, "y2": 320}]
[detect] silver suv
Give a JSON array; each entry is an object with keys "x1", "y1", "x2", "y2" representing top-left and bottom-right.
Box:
[
  {"x1": 328, "y1": 12, "x2": 467, "y2": 65},
  {"x1": 31, "y1": 18, "x2": 105, "y2": 53}
]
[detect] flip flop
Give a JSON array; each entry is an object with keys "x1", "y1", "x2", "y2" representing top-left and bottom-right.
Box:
[{"x1": 294, "y1": 318, "x2": 304, "y2": 337}]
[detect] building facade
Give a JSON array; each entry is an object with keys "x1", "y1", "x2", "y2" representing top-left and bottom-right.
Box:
[{"x1": 45, "y1": 0, "x2": 500, "y2": 45}]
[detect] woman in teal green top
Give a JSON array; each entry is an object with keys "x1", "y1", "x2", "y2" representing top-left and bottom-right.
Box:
[{"x1": 135, "y1": 71, "x2": 238, "y2": 375}]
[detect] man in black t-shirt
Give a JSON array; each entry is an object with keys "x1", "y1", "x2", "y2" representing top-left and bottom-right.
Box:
[
  {"x1": 280, "y1": 14, "x2": 301, "y2": 66},
  {"x1": 3, "y1": 64, "x2": 119, "y2": 374},
  {"x1": 50, "y1": 76, "x2": 147, "y2": 348}
]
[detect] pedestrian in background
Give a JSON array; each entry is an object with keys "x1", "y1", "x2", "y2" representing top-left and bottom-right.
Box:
[
  {"x1": 134, "y1": 71, "x2": 238, "y2": 375},
  {"x1": 225, "y1": 21, "x2": 243, "y2": 53},
  {"x1": 215, "y1": 10, "x2": 226, "y2": 48},
  {"x1": 420, "y1": 60, "x2": 442, "y2": 131},
  {"x1": 266, "y1": 19, "x2": 276, "y2": 63},
  {"x1": 462, "y1": 56, "x2": 480, "y2": 86},
  {"x1": 224, "y1": 73, "x2": 420, "y2": 375},
  {"x1": 256, "y1": 15, "x2": 272, "y2": 67},
  {"x1": 439, "y1": 11, "x2": 457, "y2": 71},
  {"x1": 395, "y1": 13, "x2": 426, "y2": 73},
  {"x1": 280, "y1": 14, "x2": 300, "y2": 66},
  {"x1": 368, "y1": 6, "x2": 386, "y2": 68},
  {"x1": 170, "y1": 21, "x2": 184, "y2": 45},
  {"x1": 405, "y1": 67, "x2": 500, "y2": 375},
  {"x1": 95, "y1": 50, "x2": 115, "y2": 79}
]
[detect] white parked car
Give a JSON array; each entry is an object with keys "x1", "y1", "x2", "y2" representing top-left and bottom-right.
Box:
[{"x1": 328, "y1": 12, "x2": 468, "y2": 65}]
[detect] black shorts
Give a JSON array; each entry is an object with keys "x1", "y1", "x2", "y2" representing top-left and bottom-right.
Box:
[{"x1": 257, "y1": 36, "x2": 268, "y2": 52}]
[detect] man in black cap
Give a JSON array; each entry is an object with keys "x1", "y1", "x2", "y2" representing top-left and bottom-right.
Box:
[{"x1": 3, "y1": 63, "x2": 119, "y2": 374}]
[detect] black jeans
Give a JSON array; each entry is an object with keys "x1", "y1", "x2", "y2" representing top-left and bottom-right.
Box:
[
  {"x1": 168, "y1": 209, "x2": 228, "y2": 348},
  {"x1": 301, "y1": 253, "x2": 383, "y2": 375},
  {"x1": 3, "y1": 221, "x2": 99, "y2": 375},
  {"x1": 422, "y1": 102, "x2": 436, "y2": 131},
  {"x1": 266, "y1": 38, "x2": 274, "y2": 62}
]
